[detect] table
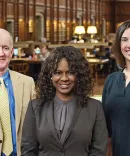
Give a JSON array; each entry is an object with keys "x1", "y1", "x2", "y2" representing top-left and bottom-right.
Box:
[
  {"x1": 87, "y1": 58, "x2": 109, "y2": 64},
  {"x1": 86, "y1": 58, "x2": 109, "y2": 81},
  {"x1": 11, "y1": 58, "x2": 41, "y2": 64},
  {"x1": 10, "y1": 58, "x2": 42, "y2": 81},
  {"x1": 10, "y1": 58, "x2": 109, "y2": 81}
]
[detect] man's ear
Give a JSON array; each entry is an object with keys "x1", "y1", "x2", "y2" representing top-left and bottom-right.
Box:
[{"x1": 11, "y1": 48, "x2": 14, "y2": 57}]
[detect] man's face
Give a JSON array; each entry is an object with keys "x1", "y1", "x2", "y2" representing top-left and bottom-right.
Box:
[{"x1": 0, "y1": 30, "x2": 13, "y2": 73}]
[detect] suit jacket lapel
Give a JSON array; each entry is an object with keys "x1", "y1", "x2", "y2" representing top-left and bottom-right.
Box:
[
  {"x1": 0, "y1": 121, "x2": 3, "y2": 153},
  {"x1": 46, "y1": 101, "x2": 62, "y2": 146},
  {"x1": 9, "y1": 70, "x2": 23, "y2": 134},
  {"x1": 61, "y1": 98, "x2": 82, "y2": 145}
]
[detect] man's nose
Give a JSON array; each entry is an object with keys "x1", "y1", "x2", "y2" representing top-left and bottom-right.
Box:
[{"x1": 0, "y1": 47, "x2": 4, "y2": 56}]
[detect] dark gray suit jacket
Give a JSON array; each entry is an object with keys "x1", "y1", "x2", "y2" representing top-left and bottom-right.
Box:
[{"x1": 21, "y1": 97, "x2": 108, "y2": 156}]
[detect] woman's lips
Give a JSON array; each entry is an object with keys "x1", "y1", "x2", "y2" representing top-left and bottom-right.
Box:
[
  {"x1": 58, "y1": 84, "x2": 71, "y2": 89},
  {"x1": 126, "y1": 51, "x2": 130, "y2": 55}
]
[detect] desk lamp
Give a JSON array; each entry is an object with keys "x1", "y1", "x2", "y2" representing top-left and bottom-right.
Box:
[
  {"x1": 74, "y1": 26, "x2": 85, "y2": 40},
  {"x1": 87, "y1": 26, "x2": 97, "y2": 42}
]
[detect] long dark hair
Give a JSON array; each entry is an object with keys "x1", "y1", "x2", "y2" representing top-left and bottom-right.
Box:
[{"x1": 113, "y1": 20, "x2": 130, "y2": 68}]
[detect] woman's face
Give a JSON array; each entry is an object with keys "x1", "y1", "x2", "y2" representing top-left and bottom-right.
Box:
[
  {"x1": 52, "y1": 58, "x2": 77, "y2": 100},
  {"x1": 41, "y1": 47, "x2": 47, "y2": 55},
  {"x1": 121, "y1": 27, "x2": 130, "y2": 63}
]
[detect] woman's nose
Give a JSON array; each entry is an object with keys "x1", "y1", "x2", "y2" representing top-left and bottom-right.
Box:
[
  {"x1": 60, "y1": 73, "x2": 68, "y2": 81},
  {"x1": 126, "y1": 39, "x2": 130, "y2": 47}
]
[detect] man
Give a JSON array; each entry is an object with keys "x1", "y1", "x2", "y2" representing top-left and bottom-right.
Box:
[{"x1": 0, "y1": 28, "x2": 36, "y2": 156}]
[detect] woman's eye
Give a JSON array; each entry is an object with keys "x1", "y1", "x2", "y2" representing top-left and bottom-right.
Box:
[
  {"x1": 121, "y1": 38, "x2": 127, "y2": 42},
  {"x1": 54, "y1": 71, "x2": 61, "y2": 75},
  {"x1": 68, "y1": 71, "x2": 75, "y2": 75}
]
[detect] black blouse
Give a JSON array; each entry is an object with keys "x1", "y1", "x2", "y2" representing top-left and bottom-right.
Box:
[{"x1": 102, "y1": 71, "x2": 130, "y2": 156}]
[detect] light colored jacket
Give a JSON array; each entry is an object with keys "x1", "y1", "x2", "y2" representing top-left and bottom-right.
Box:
[{"x1": 0, "y1": 70, "x2": 36, "y2": 156}]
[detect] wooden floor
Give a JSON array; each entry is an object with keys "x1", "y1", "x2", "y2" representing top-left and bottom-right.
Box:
[{"x1": 93, "y1": 74, "x2": 106, "y2": 95}]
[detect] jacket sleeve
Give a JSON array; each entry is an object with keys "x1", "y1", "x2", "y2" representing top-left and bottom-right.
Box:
[
  {"x1": 30, "y1": 78, "x2": 36, "y2": 100},
  {"x1": 21, "y1": 100, "x2": 38, "y2": 156},
  {"x1": 89, "y1": 101, "x2": 108, "y2": 156}
]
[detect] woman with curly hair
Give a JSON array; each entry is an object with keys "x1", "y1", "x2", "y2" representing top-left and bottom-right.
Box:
[{"x1": 21, "y1": 46, "x2": 108, "y2": 156}]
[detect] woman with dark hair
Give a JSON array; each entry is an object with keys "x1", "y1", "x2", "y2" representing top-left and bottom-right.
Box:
[
  {"x1": 40, "y1": 45, "x2": 50, "y2": 61},
  {"x1": 102, "y1": 20, "x2": 130, "y2": 156},
  {"x1": 21, "y1": 46, "x2": 107, "y2": 156}
]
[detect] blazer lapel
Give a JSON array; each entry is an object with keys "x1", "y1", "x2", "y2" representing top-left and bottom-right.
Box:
[
  {"x1": 46, "y1": 101, "x2": 62, "y2": 146},
  {"x1": 9, "y1": 70, "x2": 23, "y2": 134},
  {"x1": 0, "y1": 121, "x2": 3, "y2": 153},
  {"x1": 61, "y1": 98, "x2": 82, "y2": 145}
]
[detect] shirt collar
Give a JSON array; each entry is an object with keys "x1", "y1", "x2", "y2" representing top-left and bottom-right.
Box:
[
  {"x1": 0, "y1": 69, "x2": 10, "y2": 81},
  {"x1": 54, "y1": 95, "x2": 77, "y2": 105}
]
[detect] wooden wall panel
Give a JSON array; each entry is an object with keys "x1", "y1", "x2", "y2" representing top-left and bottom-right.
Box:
[
  {"x1": 0, "y1": 0, "x2": 121, "y2": 43},
  {"x1": 103, "y1": 1, "x2": 114, "y2": 33},
  {"x1": 19, "y1": 19, "x2": 25, "y2": 41},
  {"x1": 29, "y1": 6, "x2": 34, "y2": 17},
  {"x1": 115, "y1": 1, "x2": 130, "y2": 23},
  {"x1": 59, "y1": 0, "x2": 66, "y2": 6},
  {"x1": 19, "y1": 5, "x2": 24, "y2": 17},
  {"x1": 7, "y1": 4, "x2": 13, "y2": 17},
  {"x1": 47, "y1": 0, "x2": 50, "y2": 5}
]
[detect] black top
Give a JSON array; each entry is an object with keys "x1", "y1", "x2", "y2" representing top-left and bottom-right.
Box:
[{"x1": 102, "y1": 71, "x2": 130, "y2": 156}]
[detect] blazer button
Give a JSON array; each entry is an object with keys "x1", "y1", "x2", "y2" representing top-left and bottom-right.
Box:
[
  {"x1": 0, "y1": 140, "x2": 2, "y2": 143},
  {"x1": 60, "y1": 148, "x2": 64, "y2": 153}
]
